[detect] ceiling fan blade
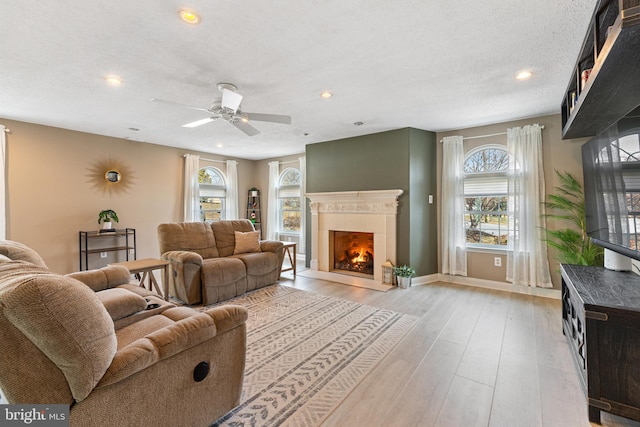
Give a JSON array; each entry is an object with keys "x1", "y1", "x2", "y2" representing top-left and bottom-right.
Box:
[
  {"x1": 182, "y1": 117, "x2": 216, "y2": 128},
  {"x1": 231, "y1": 120, "x2": 260, "y2": 136},
  {"x1": 221, "y1": 89, "x2": 243, "y2": 113},
  {"x1": 243, "y1": 112, "x2": 292, "y2": 124},
  {"x1": 150, "y1": 98, "x2": 210, "y2": 112}
]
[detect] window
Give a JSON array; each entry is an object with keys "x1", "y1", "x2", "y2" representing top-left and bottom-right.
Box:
[
  {"x1": 278, "y1": 168, "x2": 301, "y2": 234},
  {"x1": 198, "y1": 167, "x2": 226, "y2": 222},
  {"x1": 463, "y1": 146, "x2": 509, "y2": 247}
]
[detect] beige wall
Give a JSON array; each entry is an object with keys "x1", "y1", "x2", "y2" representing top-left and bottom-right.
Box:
[
  {"x1": 437, "y1": 113, "x2": 590, "y2": 288},
  {"x1": 2, "y1": 118, "x2": 259, "y2": 274}
]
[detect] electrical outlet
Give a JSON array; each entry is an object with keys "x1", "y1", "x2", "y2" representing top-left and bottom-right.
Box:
[
  {"x1": 428, "y1": 195, "x2": 433, "y2": 204},
  {"x1": 100, "y1": 252, "x2": 108, "y2": 259},
  {"x1": 129, "y1": 249, "x2": 135, "y2": 255},
  {"x1": 494, "y1": 257, "x2": 502, "y2": 267}
]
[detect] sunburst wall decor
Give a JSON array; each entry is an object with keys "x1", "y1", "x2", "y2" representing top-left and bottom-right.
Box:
[{"x1": 87, "y1": 158, "x2": 135, "y2": 196}]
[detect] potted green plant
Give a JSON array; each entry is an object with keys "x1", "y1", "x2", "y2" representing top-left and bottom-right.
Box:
[
  {"x1": 98, "y1": 209, "x2": 119, "y2": 231},
  {"x1": 543, "y1": 170, "x2": 603, "y2": 266},
  {"x1": 393, "y1": 265, "x2": 416, "y2": 289}
]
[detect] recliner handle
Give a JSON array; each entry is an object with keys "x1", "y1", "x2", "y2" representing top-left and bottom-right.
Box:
[{"x1": 193, "y1": 361, "x2": 210, "y2": 382}]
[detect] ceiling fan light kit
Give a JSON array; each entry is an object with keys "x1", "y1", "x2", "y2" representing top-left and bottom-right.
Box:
[
  {"x1": 218, "y1": 83, "x2": 243, "y2": 113},
  {"x1": 153, "y1": 82, "x2": 291, "y2": 136}
]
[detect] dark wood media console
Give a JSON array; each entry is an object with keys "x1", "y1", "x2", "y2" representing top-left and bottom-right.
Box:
[{"x1": 561, "y1": 264, "x2": 640, "y2": 423}]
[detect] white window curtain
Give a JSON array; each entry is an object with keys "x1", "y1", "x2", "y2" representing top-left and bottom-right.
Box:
[
  {"x1": 0, "y1": 125, "x2": 6, "y2": 239},
  {"x1": 506, "y1": 124, "x2": 552, "y2": 288},
  {"x1": 225, "y1": 160, "x2": 239, "y2": 219},
  {"x1": 441, "y1": 135, "x2": 467, "y2": 276},
  {"x1": 267, "y1": 161, "x2": 279, "y2": 240},
  {"x1": 298, "y1": 156, "x2": 306, "y2": 254},
  {"x1": 183, "y1": 154, "x2": 200, "y2": 222}
]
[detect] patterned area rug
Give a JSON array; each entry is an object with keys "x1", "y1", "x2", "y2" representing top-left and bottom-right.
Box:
[{"x1": 207, "y1": 285, "x2": 418, "y2": 427}]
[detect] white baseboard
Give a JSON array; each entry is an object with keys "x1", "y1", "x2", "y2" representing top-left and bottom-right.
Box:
[
  {"x1": 290, "y1": 268, "x2": 561, "y2": 300},
  {"x1": 410, "y1": 274, "x2": 441, "y2": 286},
  {"x1": 412, "y1": 273, "x2": 561, "y2": 300}
]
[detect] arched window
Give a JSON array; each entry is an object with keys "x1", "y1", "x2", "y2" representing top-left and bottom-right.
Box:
[
  {"x1": 198, "y1": 167, "x2": 226, "y2": 222},
  {"x1": 278, "y1": 168, "x2": 301, "y2": 234},
  {"x1": 463, "y1": 145, "x2": 509, "y2": 247}
]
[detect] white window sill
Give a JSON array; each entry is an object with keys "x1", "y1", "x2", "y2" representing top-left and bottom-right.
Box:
[{"x1": 467, "y1": 246, "x2": 510, "y2": 255}]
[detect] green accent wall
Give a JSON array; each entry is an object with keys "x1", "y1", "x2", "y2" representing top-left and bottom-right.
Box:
[
  {"x1": 305, "y1": 127, "x2": 437, "y2": 276},
  {"x1": 409, "y1": 128, "x2": 438, "y2": 274}
]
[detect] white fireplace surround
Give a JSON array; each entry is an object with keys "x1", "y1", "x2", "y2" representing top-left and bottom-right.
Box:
[{"x1": 306, "y1": 189, "x2": 404, "y2": 285}]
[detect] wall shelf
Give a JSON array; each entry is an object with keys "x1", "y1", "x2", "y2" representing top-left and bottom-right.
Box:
[
  {"x1": 561, "y1": 0, "x2": 640, "y2": 139},
  {"x1": 247, "y1": 190, "x2": 262, "y2": 237}
]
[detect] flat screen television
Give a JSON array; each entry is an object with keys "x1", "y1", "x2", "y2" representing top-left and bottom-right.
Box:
[{"x1": 583, "y1": 106, "x2": 640, "y2": 260}]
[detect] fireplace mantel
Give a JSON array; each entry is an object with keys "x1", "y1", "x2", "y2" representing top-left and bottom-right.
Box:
[
  {"x1": 306, "y1": 190, "x2": 403, "y2": 284},
  {"x1": 306, "y1": 190, "x2": 403, "y2": 215}
]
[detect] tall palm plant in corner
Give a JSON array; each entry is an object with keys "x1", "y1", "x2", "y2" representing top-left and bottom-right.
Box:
[{"x1": 543, "y1": 170, "x2": 604, "y2": 266}]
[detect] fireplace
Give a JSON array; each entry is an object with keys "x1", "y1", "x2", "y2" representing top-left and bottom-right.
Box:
[
  {"x1": 331, "y1": 231, "x2": 374, "y2": 277},
  {"x1": 306, "y1": 189, "x2": 403, "y2": 285}
]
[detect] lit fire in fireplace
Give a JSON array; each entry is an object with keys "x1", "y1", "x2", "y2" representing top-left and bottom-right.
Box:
[{"x1": 333, "y1": 231, "x2": 374, "y2": 276}]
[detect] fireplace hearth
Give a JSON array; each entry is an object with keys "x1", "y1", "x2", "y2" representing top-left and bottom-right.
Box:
[{"x1": 332, "y1": 231, "x2": 374, "y2": 276}]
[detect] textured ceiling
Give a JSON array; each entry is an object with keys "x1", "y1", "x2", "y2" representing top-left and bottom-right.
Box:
[{"x1": 0, "y1": 1, "x2": 595, "y2": 160}]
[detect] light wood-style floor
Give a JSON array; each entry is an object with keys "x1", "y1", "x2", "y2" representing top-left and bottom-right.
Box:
[{"x1": 277, "y1": 270, "x2": 640, "y2": 427}]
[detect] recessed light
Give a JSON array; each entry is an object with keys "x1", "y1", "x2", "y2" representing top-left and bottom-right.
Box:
[
  {"x1": 128, "y1": 127, "x2": 139, "y2": 132},
  {"x1": 354, "y1": 121, "x2": 364, "y2": 126},
  {"x1": 104, "y1": 75, "x2": 123, "y2": 86},
  {"x1": 516, "y1": 70, "x2": 533, "y2": 80},
  {"x1": 216, "y1": 143, "x2": 224, "y2": 148},
  {"x1": 179, "y1": 9, "x2": 200, "y2": 24},
  {"x1": 320, "y1": 91, "x2": 332, "y2": 99}
]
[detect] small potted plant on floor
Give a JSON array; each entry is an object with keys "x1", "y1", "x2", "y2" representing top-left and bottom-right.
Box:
[
  {"x1": 98, "y1": 209, "x2": 119, "y2": 232},
  {"x1": 393, "y1": 265, "x2": 416, "y2": 289}
]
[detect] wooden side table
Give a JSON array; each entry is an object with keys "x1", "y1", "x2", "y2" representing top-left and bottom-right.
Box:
[
  {"x1": 110, "y1": 258, "x2": 170, "y2": 301},
  {"x1": 281, "y1": 242, "x2": 297, "y2": 277}
]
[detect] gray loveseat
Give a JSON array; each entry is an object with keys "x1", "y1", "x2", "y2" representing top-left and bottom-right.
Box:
[{"x1": 158, "y1": 220, "x2": 285, "y2": 305}]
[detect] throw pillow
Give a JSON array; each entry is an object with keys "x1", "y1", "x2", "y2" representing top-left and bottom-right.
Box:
[{"x1": 233, "y1": 231, "x2": 261, "y2": 254}]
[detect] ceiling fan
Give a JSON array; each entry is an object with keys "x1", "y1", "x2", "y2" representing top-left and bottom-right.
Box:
[{"x1": 151, "y1": 83, "x2": 291, "y2": 136}]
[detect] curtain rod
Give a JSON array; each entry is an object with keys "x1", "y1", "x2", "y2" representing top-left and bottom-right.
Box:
[
  {"x1": 439, "y1": 125, "x2": 545, "y2": 143},
  {"x1": 189, "y1": 154, "x2": 301, "y2": 164},
  {"x1": 204, "y1": 158, "x2": 298, "y2": 165},
  {"x1": 200, "y1": 157, "x2": 226, "y2": 164},
  {"x1": 183, "y1": 154, "x2": 227, "y2": 164}
]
